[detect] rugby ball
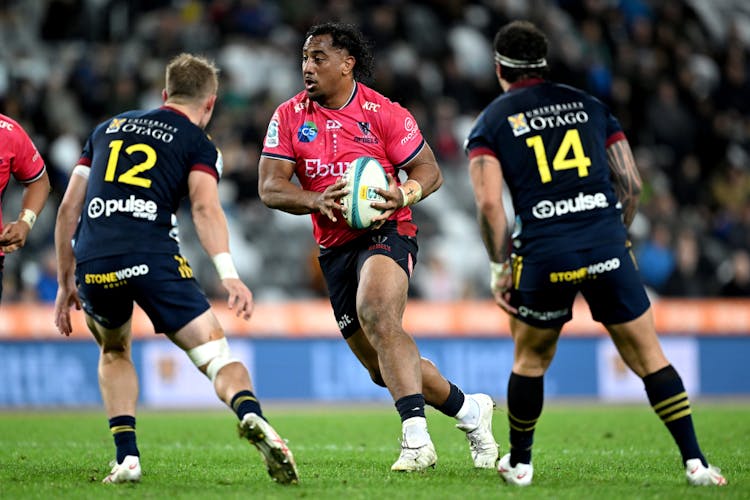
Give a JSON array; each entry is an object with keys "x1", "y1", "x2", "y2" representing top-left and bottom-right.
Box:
[{"x1": 340, "y1": 156, "x2": 388, "y2": 229}]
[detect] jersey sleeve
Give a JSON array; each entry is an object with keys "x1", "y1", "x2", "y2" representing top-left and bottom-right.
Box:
[
  {"x1": 605, "y1": 108, "x2": 626, "y2": 147},
  {"x1": 464, "y1": 111, "x2": 499, "y2": 160},
  {"x1": 189, "y1": 132, "x2": 221, "y2": 181},
  {"x1": 380, "y1": 102, "x2": 425, "y2": 168},
  {"x1": 11, "y1": 124, "x2": 45, "y2": 183},
  {"x1": 261, "y1": 104, "x2": 296, "y2": 162}
]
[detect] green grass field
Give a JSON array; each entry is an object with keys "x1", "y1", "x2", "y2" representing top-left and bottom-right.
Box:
[{"x1": 1, "y1": 403, "x2": 748, "y2": 499}]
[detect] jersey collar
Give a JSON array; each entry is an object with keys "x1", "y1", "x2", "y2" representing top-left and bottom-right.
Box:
[
  {"x1": 160, "y1": 105, "x2": 189, "y2": 118},
  {"x1": 508, "y1": 78, "x2": 545, "y2": 90},
  {"x1": 317, "y1": 81, "x2": 358, "y2": 110}
]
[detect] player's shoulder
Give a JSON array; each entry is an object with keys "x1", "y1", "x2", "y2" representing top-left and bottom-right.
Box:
[
  {"x1": 0, "y1": 113, "x2": 29, "y2": 140},
  {"x1": 356, "y1": 82, "x2": 400, "y2": 109},
  {"x1": 547, "y1": 82, "x2": 606, "y2": 108}
]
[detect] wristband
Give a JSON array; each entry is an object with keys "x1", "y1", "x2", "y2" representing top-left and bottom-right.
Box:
[
  {"x1": 212, "y1": 252, "x2": 239, "y2": 280},
  {"x1": 489, "y1": 260, "x2": 511, "y2": 292},
  {"x1": 19, "y1": 208, "x2": 37, "y2": 230},
  {"x1": 398, "y1": 179, "x2": 423, "y2": 207}
]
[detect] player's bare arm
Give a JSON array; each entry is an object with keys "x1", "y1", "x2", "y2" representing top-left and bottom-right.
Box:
[
  {"x1": 54, "y1": 170, "x2": 87, "y2": 336},
  {"x1": 0, "y1": 170, "x2": 50, "y2": 253},
  {"x1": 468, "y1": 153, "x2": 516, "y2": 314},
  {"x1": 370, "y1": 143, "x2": 443, "y2": 223},
  {"x1": 606, "y1": 138, "x2": 642, "y2": 228},
  {"x1": 468, "y1": 154, "x2": 509, "y2": 262},
  {"x1": 188, "y1": 170, "x2": 253, "y2": 320},
  {"x1": 258, "y1": 156, "x2": 348, "y2": 222}
]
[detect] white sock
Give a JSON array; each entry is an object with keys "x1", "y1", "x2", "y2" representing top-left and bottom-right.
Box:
[
  {"x1": 455, "y1": 394, "x2": 480, "y2": 428},
  {"x1": 402, "y1": 416, "x2": 430, "y2": 447}
]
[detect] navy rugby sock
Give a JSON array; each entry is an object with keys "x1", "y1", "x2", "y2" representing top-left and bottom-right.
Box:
[
  {"x1": 432, "y1": 382, "x2": 465, "y2": 417},
  {"x1": 231, "y1": 390, "x2": 265, "y2": 421},
  {"x1": 109, "y1": 415, "x2": 139, "y2": 464},
  {"x1": 507, "y1": 372, "x2": 544, "y2": 467},
  {"x1": 643, "y1": 365, "x2": 706, "y2": 466},
  {"x1": 395, "y1": 394, "x2": 427, "y2": 422}
]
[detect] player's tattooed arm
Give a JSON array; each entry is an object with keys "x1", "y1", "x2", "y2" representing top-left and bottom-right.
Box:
[
  {"x1": 469, "y1": 153, "x2": 509, "y2": 263},
  {"x1": 607, "y1": 138, "x2": 642, "y2": 228}
]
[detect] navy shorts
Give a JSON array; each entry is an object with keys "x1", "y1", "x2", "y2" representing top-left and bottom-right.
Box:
[
  {"x1": 509, "y1": 243, "x2": 650, "y2": 328},
  {"x1": 75, "y1": 253, "x2": 211, "y2": 333},
  {"x1": 318, "y1": 220, "x2": 418, "y2": 338}
]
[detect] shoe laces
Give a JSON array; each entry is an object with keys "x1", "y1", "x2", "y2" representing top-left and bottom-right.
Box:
[{"x1": 466, "y1": 427, "x2": 494, "y2": 453}]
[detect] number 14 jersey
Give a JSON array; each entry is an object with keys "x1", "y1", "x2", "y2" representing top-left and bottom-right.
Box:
[{"x1": 465, "y1": 79, "x2": 627, "y2": 256}]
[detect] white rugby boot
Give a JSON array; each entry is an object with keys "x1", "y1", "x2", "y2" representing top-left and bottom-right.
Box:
[
  {"x1": 497, "y1": 452, "x2": 533, "y2": 486},
  {"x1": 456, "y1": 393, "x2": 499, "y2": 468},
  {"x1": 390, "y1": 439, "x2": 437, "y2": 472},
  {"x1": 390, "y1": 417, "x2": 437, "y2": 472},
  {"x1": 239, "y1": 413, "x2": 299, "y2": 485},
  {"x1": 102, "y1": 455, "x2": 141, "y2": 484},
  {"x1": 685, "y1": 458, "x2": 727, "y2": 486}
]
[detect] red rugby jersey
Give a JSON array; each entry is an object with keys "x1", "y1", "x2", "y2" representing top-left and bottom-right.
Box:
[
  {"x1": 261, "y1": 82, "x2": 424, "y2": 248},
  {"x1": 0, "y1": 113, "x2": 46, "y2": 237}
]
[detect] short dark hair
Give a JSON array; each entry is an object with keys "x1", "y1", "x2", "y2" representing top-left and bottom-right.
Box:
[
  {"x1": 305, "y1": 22, "x2": 374, "y2": 81},
  {"x1": 493, "y1": 20, "x2": 549, "y2": 83}
]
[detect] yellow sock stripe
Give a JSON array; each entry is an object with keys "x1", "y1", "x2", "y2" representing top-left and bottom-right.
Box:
[
  {"x1": 652, "y1": 391, "x2": 687, "y2": 412},
  {"x1": 508, "y1": 409, "x2": 538, "y2": 425},
  {"x1": 663, "y1": 408, "x2": 692, "y2": 423},
  {"x1": 657, "y1": 400, "x2": 691, "y2": 419},
  {"x1": 232, "y1": 395, "x2": 258, "y2": 412},
  {"x1": 509, "y1": 421, "x2": 536, "y2": 432},
  {"x1": 110, "y1": 425, "x2": 135, "y2": 434}
]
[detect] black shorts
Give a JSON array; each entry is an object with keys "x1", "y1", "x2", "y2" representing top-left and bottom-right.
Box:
[
  {"x1": 509, "y1": 243, "x2": 650, "y2": 328},
  {"x1": 318, "y1": 221, "x2": 418, "y2": 338},
  {"x1": 75, "y1": 253, "x2": 210, "y2": 333}
]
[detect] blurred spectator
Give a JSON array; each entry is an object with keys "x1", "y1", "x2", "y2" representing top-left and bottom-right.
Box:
[
  {"x1": 1, "y1": 0, "x2": 749, "y2": 300},
  {"x1": 718, "y1": 249, "x2": 750, "y2": 297},
  {"x1": 636, "y1": 221, "x2": 674, "y2": 291},
  {"x1": 661, "y1": 228, "x2": 717, "y2": 297}
]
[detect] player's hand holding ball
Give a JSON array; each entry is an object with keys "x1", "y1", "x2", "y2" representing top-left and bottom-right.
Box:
[{"x1": 340, "y1": 156, "x2": 390, "y2": 229}]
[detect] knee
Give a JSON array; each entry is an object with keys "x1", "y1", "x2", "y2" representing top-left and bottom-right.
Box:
[{"x1": 186, "y1": 338, "x2": 241, "y2": 383}]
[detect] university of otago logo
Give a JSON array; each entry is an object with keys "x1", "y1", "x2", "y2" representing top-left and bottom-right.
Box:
[
  {"x1": 297, "y1": 121, "x2": 318, "y2": 142},
  {"x1": 508, "y1": 113, "x2": 530, "y2": 137},
  {"x1": 106, "y1": 118, "x2": 127, "y2": 134}
]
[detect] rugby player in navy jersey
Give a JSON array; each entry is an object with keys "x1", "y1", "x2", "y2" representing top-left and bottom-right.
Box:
[
  {"x1": 465, "y1": 21, "x2": 725, "y2": 487},
  {"x1": 54, "y1": 54, "x2": 298, "y2": 485}
]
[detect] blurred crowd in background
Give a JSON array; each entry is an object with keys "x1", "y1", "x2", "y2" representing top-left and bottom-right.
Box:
[{"x1": 1, "y1": 0, "x2": 749, "y2": 304}]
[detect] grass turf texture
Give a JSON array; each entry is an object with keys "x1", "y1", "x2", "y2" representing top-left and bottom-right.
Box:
[{"x1": 1, "y1": 403, "x2": 747, "y2": 499}]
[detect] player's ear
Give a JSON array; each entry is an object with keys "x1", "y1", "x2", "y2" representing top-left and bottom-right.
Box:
[
  {"x1": 205, "y1": 94, "x2": 217, "y2": 112},
  {"x1": 162, "y1": 89, "x2": 168, "y2": 102},
  {"x1": 342, "y1": 55, "x2": 355, "y2": 76}
]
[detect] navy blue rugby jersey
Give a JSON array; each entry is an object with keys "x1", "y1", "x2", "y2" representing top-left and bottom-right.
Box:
[
  {"x1": 73, "y1": 106, "x2": 221, "y2": 263},
  {"x1": 466, "y1": 79, "x2": 628, "y2": 256}
]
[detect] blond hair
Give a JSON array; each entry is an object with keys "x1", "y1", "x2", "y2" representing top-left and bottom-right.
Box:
[{"x1": 165, "y1": 53, "x2": 219, "y2": 104}]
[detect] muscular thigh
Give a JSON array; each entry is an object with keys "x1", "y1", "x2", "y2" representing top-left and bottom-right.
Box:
[
  {"x1": 76, "y1": 253, "x2": 210, "y2": 333},
  {"x1": 318, "y1": 221, "x2": 418, "y2": 339}
]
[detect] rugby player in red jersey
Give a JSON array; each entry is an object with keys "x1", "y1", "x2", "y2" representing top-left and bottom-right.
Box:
[
  {"x1": 259, "y1": 22, "x2": 498, "y2": 472},
  {"x1": 0, "y1": 113, "x2": 50, "y2": 303}
]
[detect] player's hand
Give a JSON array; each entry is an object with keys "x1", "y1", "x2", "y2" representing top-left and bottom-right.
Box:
[
  {"x1": 370, "y1": 174, "x2": 401, "y2": 229},
  {"x1": 54, "y1": 281, "x2": 82, "y2": 337},
  {"x1": 222, "y1": 278, "x2": 254, "y2": 321},
  {"x1": 490, "y1": 260, "x2": 518, "y2": 315},
  {"x1": 315, "y1": 179, "x2": 348, "y2": 223},
  {"x1": 0, "y1": 220, "x2": 31, "y2": 253}
]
